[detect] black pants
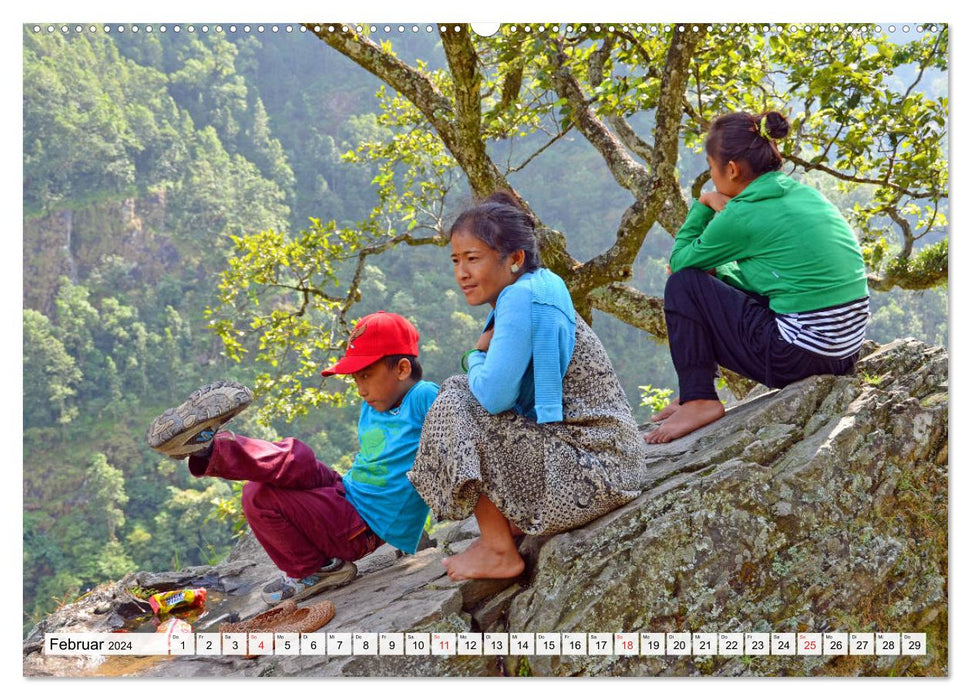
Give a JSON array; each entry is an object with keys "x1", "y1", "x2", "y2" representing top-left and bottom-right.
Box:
[{"x1": 663, "y1": 268, "x2": 858, "y2": 403}]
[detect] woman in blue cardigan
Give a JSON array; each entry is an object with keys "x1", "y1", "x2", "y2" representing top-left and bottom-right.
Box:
[{"x1": 408, "y1": 193, "x2": 645, "y2": 581}]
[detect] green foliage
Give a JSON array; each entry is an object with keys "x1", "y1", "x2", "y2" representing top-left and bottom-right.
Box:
[
  {"x1": 227, "y1": 31, "x2": 382, "y2": 224},
  {"x1": 517, "y1": 656, "x2": 533, "y2": 676},
  {"x1": 340, "y1": 24, "x2": 947, "y2": 293},
  {"x1": 23, "y1": 30, "x2": 189, "y2": 216},
  {"x1": 867, "y1": 284, "x2": 947, "y2": 347},
  {"x1": 209, "y1": 481, "x2": 249, "y2": 538},
  {"x1": 883, "y1": 239, "x2": 948, "y2": 289},
  {"x1": 126, "y1": 584, "x2": 160, "y2": 601},
  {"x1": 22, "y1": 28, "x2": 291, "y2": 628},
  {"x1": 639, "y1": 384, "x2": 674, "y2": 414},
  {"x1": 167, "y1": 125, "x2": 289, "y2": 245},
  {"x1": 151, "y1": 480, "x2": 237, "y2": 569},
  {"x1": 86, "y1": 452, "x2": 129, "y2": 541},
  {"x1": 346, "y1": 81, "x2": 461, "y2": 234},
  {"x1": 207, "y1": 217, "x2": 357, "y2": 422},
  {"x1": 754, "y1": 26, "x2": 947, "y2": 288},
  {"x1": 859, "y1": 372, "x2": 883, "y2": 386},
  {"x1": 23, "y1": 309, "x2": 82, "y2": 425},
  {"x1": 96, "y1": 541, "x2": 138, "y2": 581}
]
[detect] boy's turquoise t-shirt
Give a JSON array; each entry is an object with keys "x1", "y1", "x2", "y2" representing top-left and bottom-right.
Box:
[{"x1": 342, "y1": 380, "x2": 437, "y2": 554}]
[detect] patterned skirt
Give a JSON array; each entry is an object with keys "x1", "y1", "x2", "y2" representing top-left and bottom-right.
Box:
[{"x1": 408, "y1": 316, "x2": 645, "y2": 536}]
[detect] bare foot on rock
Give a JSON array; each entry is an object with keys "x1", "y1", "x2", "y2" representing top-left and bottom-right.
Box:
[
  {"x1": 644, "y1": 399, "x2": 725, "y2": 444},
  {"x1": 650, "y1": 398, "x2": 681, "y2": 422},
  {"x1": 441, "y1": 538, "x2": 525, "y2": 581}
]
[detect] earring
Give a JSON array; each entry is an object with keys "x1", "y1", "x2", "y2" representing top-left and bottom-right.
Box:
[{"x1": 511, "y1": 264, "x2": 520, "y2": 273}]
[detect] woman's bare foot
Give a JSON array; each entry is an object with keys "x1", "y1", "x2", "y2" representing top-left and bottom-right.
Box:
[
  {"x1": 441, "y1": 539, "x2": 525, "y2": 581},
  {"x1": 650, "y1": 398, "x2": 681, "y2": 422},
  {"x1": 644, "y1": 399, "x2": 725, "y2": 444}
]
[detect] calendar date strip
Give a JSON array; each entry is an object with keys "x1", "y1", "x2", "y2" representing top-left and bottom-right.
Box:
[{"x1": 44, "y1": 631, "x2": 927, "y2": 657}]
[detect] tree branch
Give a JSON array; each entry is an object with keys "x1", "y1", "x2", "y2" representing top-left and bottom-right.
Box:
[
  {"x1": 438, "y1": 27, "x2": 499, "y2": 195},
  {"x1": 548, "y1": 42, "x2": 652, "y2": 193},
  {"x1": 885, "y1": 206, "x2": 915, "y2": 260},
  {"x1": 309, "y1": 24, "x2": 692, "y2": 340},
  {"x1": 275, "y1": 283, "x2": 344, "y2": 308},
  {"x1": 785, "y1": 153, "x2": 939, "y2": 199},
  {"x1": 902, "y1": 30, "x2": 945, "y2": 101},
  {"x1": 588, "y1": 283, "x2": 667, "y2": 339},
  {"x1": 308, "y1": 24, "x2": 581, "y2": 280},
  {"x1": 497, "y1": 62, "x2": 524, "y2": 115},
  {"x1": 306, "y1": 24, "x2": 456, "y2": 145},
  {"x1": 606, "y1": 114, "x2": 653, "y2": 163},
  {"x1": 339, "y1": 232, "x2": 447, "y2": 320},
  {"x1": 584, "y1": 33, "x2": 692, "y2": 233},
  {"x1": 681, "y1": 93, "x2": 709, "y2": 132},
  {"x1": 657, "y1": 179, "x2": 689, "y2": 235},
  {"x1": 570, "y1": 25, "x2": 705, "y2": 298},
  {"x1": 613, "y1": 29, "x2": 663, "y2": 73},
  {"x1": 506, "y1": 128, "x2": 572, "y2": 174},
  {"x1": 691, "y1": 170, "x2": 711, "y2": 200}
]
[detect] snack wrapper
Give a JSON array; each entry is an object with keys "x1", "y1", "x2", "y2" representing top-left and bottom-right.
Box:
[{"x1": 148, "y1": 588, "x2": 207, "y2": 615}]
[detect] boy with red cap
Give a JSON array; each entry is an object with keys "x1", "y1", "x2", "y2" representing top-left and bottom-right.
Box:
[{"x1": 146, "y1": 312, "x2": 437, "y2": 604}]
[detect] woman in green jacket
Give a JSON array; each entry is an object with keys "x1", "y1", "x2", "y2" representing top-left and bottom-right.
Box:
[{"x1": 646, "y1": 111, "x2": 870, "y2": 444}]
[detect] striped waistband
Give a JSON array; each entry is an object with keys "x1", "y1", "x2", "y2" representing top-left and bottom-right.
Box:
[{"x1": 775, "y1": 297, "x2": 870, "y2": 358}]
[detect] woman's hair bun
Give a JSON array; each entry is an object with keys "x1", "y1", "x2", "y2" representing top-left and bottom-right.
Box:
[
  {"x1": 707, "y1": 111, "x2": 787, "y2": 177},
  {"x1": 759, "y1": 111, "x2": 790, "y2": 141},
  {"x1": 485, "y1": 190, "x2": 520, "y2": 209},
  {"x1": 484, "y1": 190, "x2": 535, "y2": 229}
]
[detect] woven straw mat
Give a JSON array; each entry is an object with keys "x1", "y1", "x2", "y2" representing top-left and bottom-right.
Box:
[{"x1": 219, "y1": 599, "x2": 335, "y2": 635}]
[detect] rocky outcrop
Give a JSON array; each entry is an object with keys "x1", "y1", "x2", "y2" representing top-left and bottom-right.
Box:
[
  {"x1": 23, "y1": 338, "x2": 947, "y2": 677},
  {"x1": 24, "y1": 194, "x2": 170, "y2": 314}
]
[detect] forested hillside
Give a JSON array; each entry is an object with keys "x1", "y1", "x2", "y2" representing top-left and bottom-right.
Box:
[{"x1": 22, "y1": 24, "x2": 947, "y2": 633}]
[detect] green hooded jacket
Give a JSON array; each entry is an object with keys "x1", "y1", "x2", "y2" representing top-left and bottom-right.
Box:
[{"x1": 669, "y1": 171, "x2": 868, "y2": 314}]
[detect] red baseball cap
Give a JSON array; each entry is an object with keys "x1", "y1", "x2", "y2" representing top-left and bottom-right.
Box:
[{"x1": 321, "y1": 311, "x2": 420, "y2": 376}]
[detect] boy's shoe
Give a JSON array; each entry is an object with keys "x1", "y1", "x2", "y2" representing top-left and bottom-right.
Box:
[
  {"x1": 261, "y1": 559, "x2": 358, "y2": 605},
  {"x1": 146, "y1": 380, "x2": 253, "y2": 459}
]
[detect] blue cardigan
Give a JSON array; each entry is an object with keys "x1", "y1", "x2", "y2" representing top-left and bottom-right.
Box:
[{"x1": 466, "y1": 268, "x2": 576, "y2": 423}]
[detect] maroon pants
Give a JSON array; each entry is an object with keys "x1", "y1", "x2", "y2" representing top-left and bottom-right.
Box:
[{"x1": 188, "y1": 434, "x2": 381, "y2": 578}]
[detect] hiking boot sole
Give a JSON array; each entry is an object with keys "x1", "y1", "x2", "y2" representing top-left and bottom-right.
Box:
[
  {"x1": 292, "y1": 561, "x2": 358, "y2": 602},
  {"x1": 147, "y1": 380, "x2": 253, "y2": 458}
]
